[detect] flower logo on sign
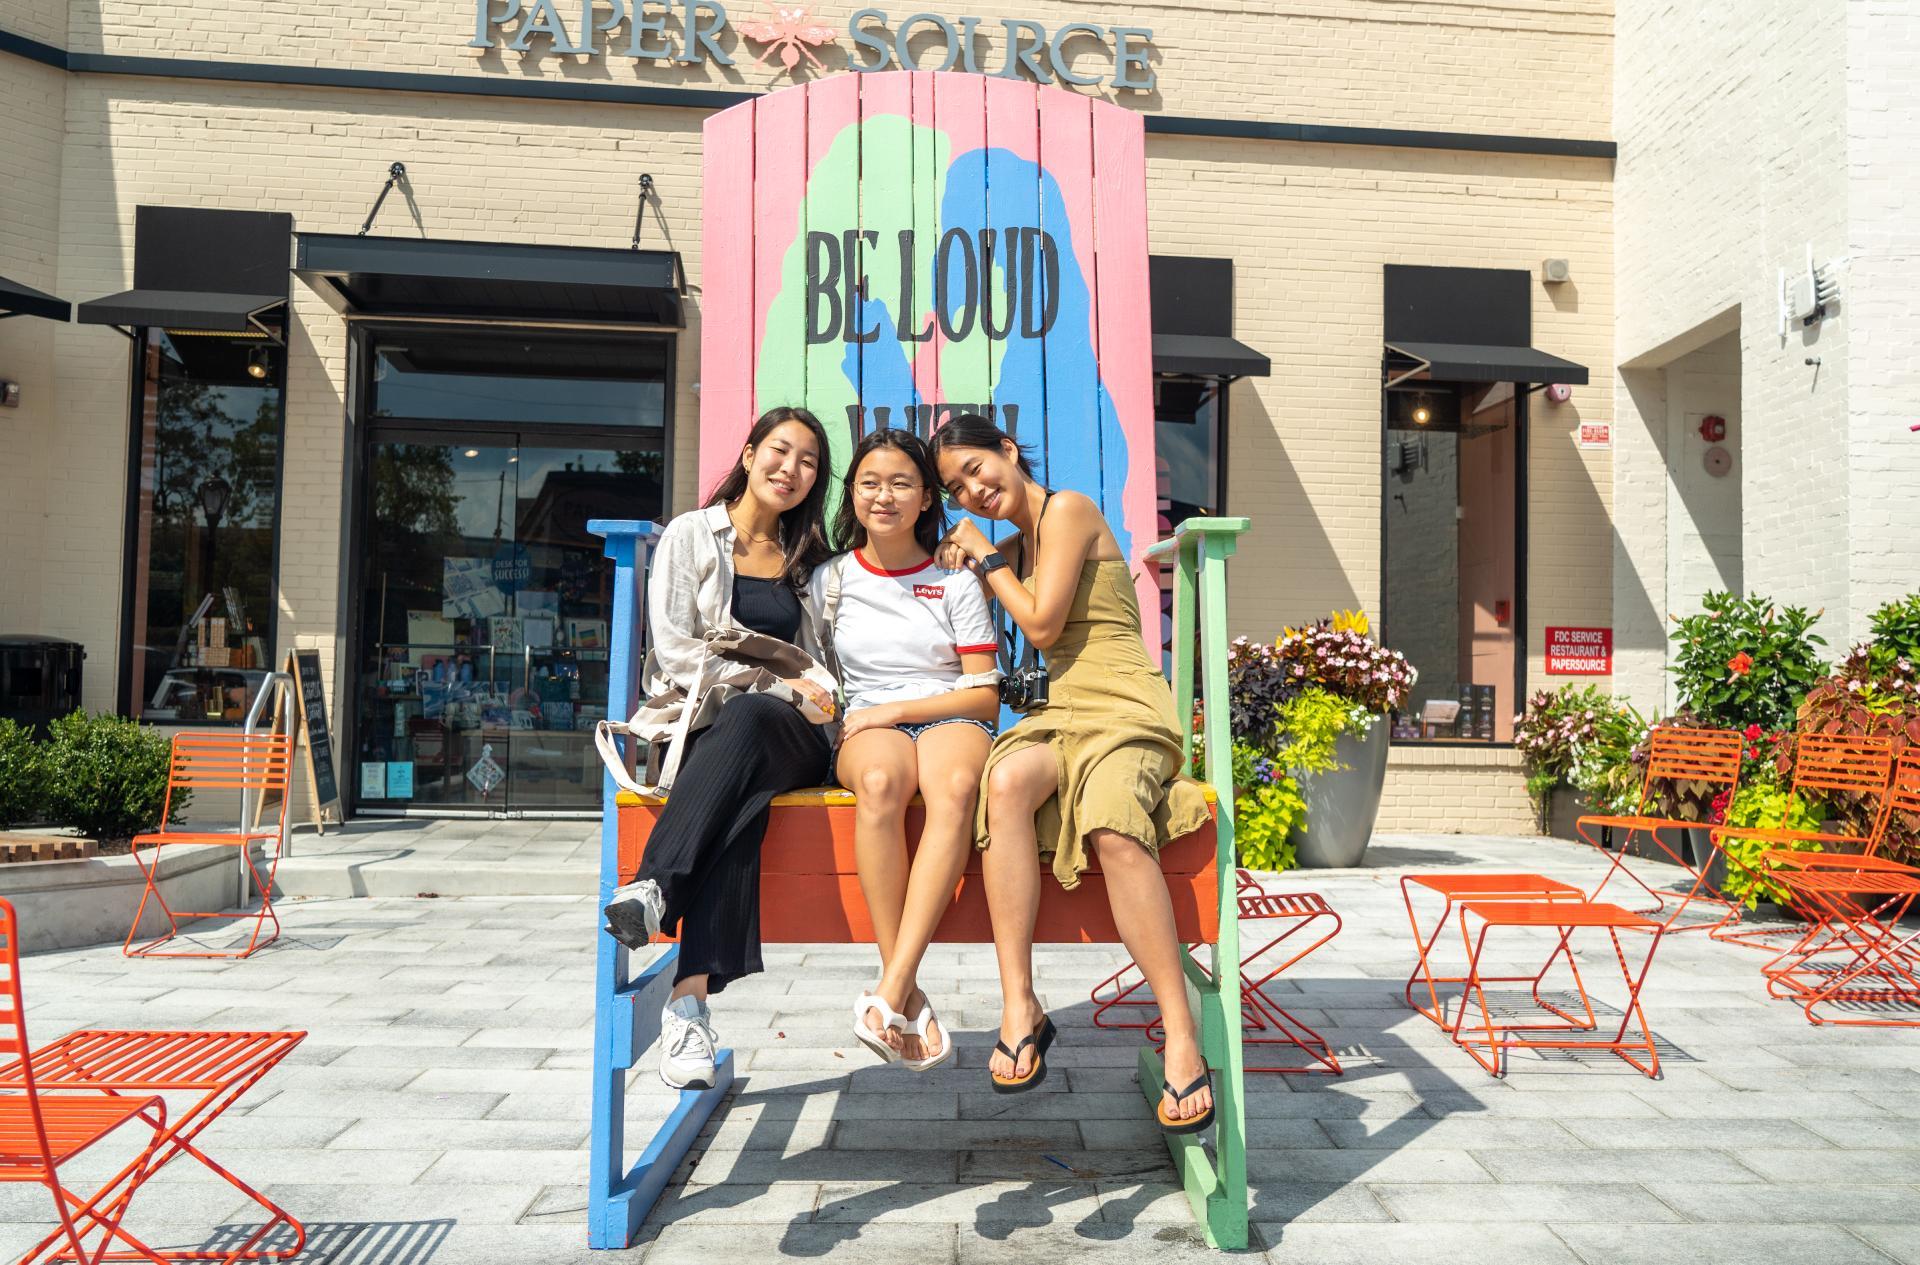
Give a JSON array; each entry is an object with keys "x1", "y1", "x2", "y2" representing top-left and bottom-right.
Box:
[{"x1": 738, "y1": 7, "x2": 838, "y2": 71}]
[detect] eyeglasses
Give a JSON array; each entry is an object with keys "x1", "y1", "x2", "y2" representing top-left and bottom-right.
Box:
[{"x1": 853, "y1": 479, "x2": 924, "y2": 500}]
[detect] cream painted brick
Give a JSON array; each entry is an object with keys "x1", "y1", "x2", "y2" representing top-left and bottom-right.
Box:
[{"x1": 2, "y1": 0, "x2": 1622, "y2": 832}]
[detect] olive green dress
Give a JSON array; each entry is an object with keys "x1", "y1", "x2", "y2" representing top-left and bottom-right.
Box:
[{"x1": 976, "y1": 558, "x2": 1212, "y2": 890}]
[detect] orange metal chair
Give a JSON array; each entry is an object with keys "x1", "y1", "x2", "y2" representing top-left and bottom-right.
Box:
[
  {"x1": 1450, "y1": 898, "x2": 1667, "y2": 1078},
  {"x1": 0, "y1": 898, "x2": 171, "y2": 1265},
  {"x1": 1092, "y1": 871, "x2": 1346, "y2": 1074},
  {"x1": 1401, "y1": 873, "x2": 1589, "y2": 1033},
  {"x1": 1762, "y1": 867, "x2": 1920, "y2": 1026},
  {"x1": 1705, "y1": 734, "x2": 1899, "y2": 950},
  {"x1": 125, "y1": 733, "x2": 295, "y2": 960},
  {"x1": 1577, "y1": 726, "x2": 1745, "y2": 933}
]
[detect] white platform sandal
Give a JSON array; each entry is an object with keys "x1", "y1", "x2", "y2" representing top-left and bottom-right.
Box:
[
  {"x1": 853, "y1": 991, "x2": 907, "y2": 1065},
  {"x1": 900, "y1": 997, "x2": 954, "y2": 1073}
]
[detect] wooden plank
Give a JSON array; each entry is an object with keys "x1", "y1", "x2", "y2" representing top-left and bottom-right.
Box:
[
  {"x1": 802, "y1": 73, "x2": 862, "y2": 483},
  {"x1": 1036, "y1": 89, "x2": 1096, "y2": 493},
  {"x1": 932, "y1": 72, "x2": 990, "y2": 425},
  {"x1": 855, "y1": 70, "x2": 917, "y2": 440},
  {"x1": 0, "y1": 837, "x2": 97, "y2": 864},
  {"x1": 1138, "y1": 1045, "x2": 1244, "y2": 1250},
  {"x1": 618, "y1": 801, "x2": 1219, "y2": 943},
  {"x1": 1088, "y1": 100, "x2": 1162, "y2": 658},
  {"x1": 908, "y1": 70, "x2": 942, "y2": 424},
  {"x1": 982, "y1": 77, "x2": 1045, "y2": 482},
  {"x1": 615, "y1": 1050, "x2": 734, "y2": 1245},
  {"x1": 746, "y1": 80, "x2": 809, "y2": 475},
  {"x1": 700, "y1": 99, "x2": 758, "y2": 492}
]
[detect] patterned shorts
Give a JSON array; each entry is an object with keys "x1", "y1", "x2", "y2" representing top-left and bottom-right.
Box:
[{"x1": 895, "y1": 718, "x2": 998, "y2": 741}]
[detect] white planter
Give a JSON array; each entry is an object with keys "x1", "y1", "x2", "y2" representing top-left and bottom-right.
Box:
[
  {"x1": 0, "y1": 840, "x2": 256, "y2": 953},
  {"x1": 1287, "y1": 716, "x2": 1390, "y2": 868}
]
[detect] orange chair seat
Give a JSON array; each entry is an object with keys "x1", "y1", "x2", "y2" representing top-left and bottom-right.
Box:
[
  {"x1": 1575, "y1": 813, "x2": 1702, "y2": 833},
  {"x1": 616, "y1": 786, "x2": 1223, "y2": 944},
  {"x1": 1710, "y1": 825, "x2": 1869, "y2": 849},
  {"x1": 0, "y1": 1093, "x2": 160, "y2": 1173},
  {"x1": 131, "y1": 830, "x2": 283, "y2": 848}
]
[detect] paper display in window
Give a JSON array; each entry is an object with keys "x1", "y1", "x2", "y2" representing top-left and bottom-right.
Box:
[{"x1": 442, "y1": 557, "x2": 506, "y2": 620}]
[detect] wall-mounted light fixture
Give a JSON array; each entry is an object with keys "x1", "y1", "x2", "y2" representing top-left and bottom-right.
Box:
[
  {"x1": 246, "y1": 346, "x2": 270, "y2": 380},
  {"x1": 1410, "y1": 393, "x2": 1434, "y2": 426}
]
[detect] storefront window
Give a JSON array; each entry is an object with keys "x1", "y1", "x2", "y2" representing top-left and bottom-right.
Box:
[
  {"x1": 124, "y1": 331, "x2": 284, "y2": 722},
  {"x1": 1154, "y1": 376, "x2": 1227, "y2": 651},
  {"x1": 1383, "y1": 381, "x2": 1521, "y2": 742},
  {"x1": 352, "y1": 328, "x2": 669, "y2": 813}
]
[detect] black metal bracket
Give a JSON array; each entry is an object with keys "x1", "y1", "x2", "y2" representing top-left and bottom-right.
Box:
[
  {"x1": 359, "y1": 162, "x2": 408, "y2": 237},
  {"x1": 631, "y1": 173, "x2": 655, "y2": 251}
]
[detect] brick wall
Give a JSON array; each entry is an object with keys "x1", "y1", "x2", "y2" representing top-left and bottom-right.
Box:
[
  {"x1": 50, "y1": 0, "x2": 1612, "y2": 141},
  {"x1": 1613, "y1": 0, "x2": 1853, "y2": 666},
  {"x1": 1376, "y1": 744, "x2": 1536, "y2": 835},
  {"x1": 0, "y1": 55, "x2": 68, "y2": 640},
  {"x1": 3, "y1": 0, "x2": 1626, "y2": 825},
  {"x1": 1845, "y1": 2, "x2": 1920, "y2": 636}
]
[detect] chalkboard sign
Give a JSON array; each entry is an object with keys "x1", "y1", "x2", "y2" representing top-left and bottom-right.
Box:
[{"x1": 287, "y1": 649, "x2": 344, "y2": 829}]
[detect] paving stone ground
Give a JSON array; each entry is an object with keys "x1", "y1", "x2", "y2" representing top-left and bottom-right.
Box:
[{"x1": 10, "y1": 830, "x2": 1920, "y2": 1263}]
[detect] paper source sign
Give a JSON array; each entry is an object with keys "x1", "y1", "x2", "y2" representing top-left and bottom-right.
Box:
[{"x1": 1545, "y1": 626, "x2": 1612, "y2": 675}]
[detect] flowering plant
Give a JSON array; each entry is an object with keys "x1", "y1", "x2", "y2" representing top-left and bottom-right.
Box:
[
  {"x1": 1195, "y1": 688, "x2": 1349, "y2": 871},
  {"x1": 1273, "y1": 615, "x2": 1416, "y2": 718},
  {"x1": 1515, "y1": 685, "x2": 1646, "y2": 823},
  {"x1": 1668, "y1": 591, "x2": 1825, "y2": 731},
  {"x1": 1793, "y1": 594, "x2": 1920, "y2": 860}
]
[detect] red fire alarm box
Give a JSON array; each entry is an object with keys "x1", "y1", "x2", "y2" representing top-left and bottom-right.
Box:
[{"x1": 1699, "y1": 414, "x2": 1727, "y2": 443}]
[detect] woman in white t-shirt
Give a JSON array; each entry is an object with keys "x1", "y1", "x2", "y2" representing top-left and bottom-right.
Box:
[{"x1": 815, "y1": 428, "x2": 1001, "y2": 1071}]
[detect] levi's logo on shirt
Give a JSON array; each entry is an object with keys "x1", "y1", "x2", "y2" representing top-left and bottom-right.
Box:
[{"x1": 912, "y1": 584, "x2": 945, "y2": 601}]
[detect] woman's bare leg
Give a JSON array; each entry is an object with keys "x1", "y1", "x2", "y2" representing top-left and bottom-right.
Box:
[
  {"x1": 838, "y1": 727, "x2": 921, "y2": 1050},
  {"x1": 980, "y1": 745, "x2": 1057, "y2": 1080},
  {"x1": 1090, "y1": 827, "x2": 1214, "y2": 1122},
  {"x1": 875, "y1": 722, "x2": 992, "y2": 1060}
]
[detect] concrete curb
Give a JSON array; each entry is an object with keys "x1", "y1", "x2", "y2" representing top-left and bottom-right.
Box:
[{"x1": 0, "y1": 841, "x2": 255, "y2": 952}]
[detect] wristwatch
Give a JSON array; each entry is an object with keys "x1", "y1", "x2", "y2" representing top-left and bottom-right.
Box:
[{"x1": 976, "y1": 551, "x2": 1009, "y2": 576}]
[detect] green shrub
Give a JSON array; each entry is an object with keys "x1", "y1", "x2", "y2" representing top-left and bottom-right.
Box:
[
  {"x1": 40, "y1": 712, "x2": 183, "y2": 843},
  {"x1": 1198, "y1": 687, "x2": 1352, "y2": 872},
  {"x1": 1869, "y1": 593, "x2": 1920, "y2": 669},
  {"x1": 0, "y1": 719, "x2": 42, "y2": 827},
  {"x1": 1668, "y1": 592, "x2": 1825, "y2": 731},
  {"x1": 1714, "y1": 779, "x2": 1826, "y2": 908}
]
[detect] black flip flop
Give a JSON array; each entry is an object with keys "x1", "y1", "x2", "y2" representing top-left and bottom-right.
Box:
[
  {"x1": 990, "y1": 1015, "x2": 1057, "y2": 1094},
  {"x1": 1156, "y1": 1066, "x2": 1215, "y2": 1134}
]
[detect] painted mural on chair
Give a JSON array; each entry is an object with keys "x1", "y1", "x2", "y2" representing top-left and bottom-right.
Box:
[{"x1": 698, "y1": 71, "x2": 1158, "y2": 642}]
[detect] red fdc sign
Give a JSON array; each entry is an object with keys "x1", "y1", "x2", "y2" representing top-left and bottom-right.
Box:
[{"x1": 1545, "y1": 626, "x2": 1612, "y2": 675}]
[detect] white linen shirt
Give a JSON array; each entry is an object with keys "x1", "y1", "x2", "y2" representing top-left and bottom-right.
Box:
[{"x1": 643, "y1": 503, "x2": 832, "y2": 697}]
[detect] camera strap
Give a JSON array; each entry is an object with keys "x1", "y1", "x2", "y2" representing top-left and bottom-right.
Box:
[{"x1": 993, "y1": 488, "x2": 1054, "y2": 681}]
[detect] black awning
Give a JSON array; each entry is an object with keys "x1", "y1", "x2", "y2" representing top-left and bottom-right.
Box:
[
  {"x1": 0, "y1": 274, "x2": 70, "y2": 323},
  {"x1": 1385, "y1": 340, "x2": 1588, "y2": 386},
  {"x1": 295, "y1": 233, "x2": 684, "y2": 327},
  {"x1": 77, "y1": 289, "x2": 284, "y2": 333},
  {"x1": 1153, "y1": 333, "x2": 1270, "y2": 379}
]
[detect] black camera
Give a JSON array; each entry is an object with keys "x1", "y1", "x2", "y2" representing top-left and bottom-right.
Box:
[{"x1": 999, "y1": 664, "x2": 1050, "y2": 713}]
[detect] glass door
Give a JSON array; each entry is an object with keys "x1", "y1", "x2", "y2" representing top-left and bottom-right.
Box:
[{"x1": 351, "y1": 327, "x2": 669, "y2": 815}]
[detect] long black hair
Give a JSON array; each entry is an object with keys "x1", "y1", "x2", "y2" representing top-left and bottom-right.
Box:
[
  {"x1": 833, "y1": 428, "x2": 947, "y2": 556},
  {"x1": 703, "y1": 405, "x2": 834, "y2": 589},
  {"x1": 927, "y1": 412, "x2": 1037, "y2": 480}
]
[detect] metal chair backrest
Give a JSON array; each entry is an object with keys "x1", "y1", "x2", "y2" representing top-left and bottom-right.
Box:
[
  {"x1": 1870, "y1": 750, "x2": 1920, "y2": 857},
  {"x1": 1790, "y1": 733, "x2": 1896, "y2": 797},
  {"x1": 1787, "y1": 732, "x2": 1897, "y2": 852},
  {"x1": 0, "y1": 897, "x2": 57, "y2": 1177},
  {"x1": 1638, "y1": 726, "x2": 1744, "y2": 816},
  {"x1": 158, "y1": 732, "x2": 295, "y2": 835}
]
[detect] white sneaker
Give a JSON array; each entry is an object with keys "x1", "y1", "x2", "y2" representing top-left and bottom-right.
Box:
[
  {"x1": 660, "y1": 994, "x2": 718, "y2": 1090},
  {"x1": 603, "y1": 879, "x2": 666, "y2": 949}
]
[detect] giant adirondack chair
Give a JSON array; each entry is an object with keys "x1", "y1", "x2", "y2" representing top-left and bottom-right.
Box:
[{"x1": 589, "y1": 71, "x2": 1250, "y2": 1251}]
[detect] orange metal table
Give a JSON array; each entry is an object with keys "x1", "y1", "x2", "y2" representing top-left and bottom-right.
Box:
[
  {"x1": 0, "y1": 1030, "x2": 306, "y2": 1263},
  {"x1": 1401, "y1": 874, "x2": 1586, "y2": 1033},
  {"x1": 1451, "y1": 899, "x2": 1666, "y2": 1078}
]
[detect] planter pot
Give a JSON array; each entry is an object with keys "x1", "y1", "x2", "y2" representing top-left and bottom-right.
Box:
[
  {"x1": 1684, "y1": 827, "x2": 1729, "y2": 891},
  {"x1": 1548, "y1": 787, "x2": 1596, "y2": 842},
  {"x1": 0, "y1": 835, "x2": 257, "y2": 952},
  {"x1": 1287, "y1": 716, "x2": 1390, "y2": 868}
]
